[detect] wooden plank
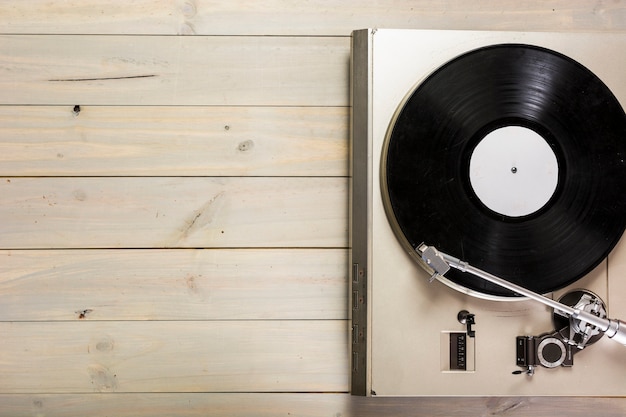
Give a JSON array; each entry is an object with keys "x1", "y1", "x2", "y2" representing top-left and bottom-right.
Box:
[
  {"x1": 0, "y1": 249, "x2": 347, "y2": 321},
  {"x1": 0, "y1": 0, "x2": 623, "y2": 35},
  {"x1": 0, "y1": 394, "x2": 351, "y2": 417},
  {"x1": 352, "y1": 396, "x2": 626, "y2": 417},
  {"x1": 0, "y1": 106, "x2": 348, "y2": 177},
  {"x1": 0, "y1": 35, "x2": 348, "y2": 106},
  {"x1": 0, "y1": 177, "x2": 347, "y2": 249},
  {"x1": 1, "y1": 394, "x2": 625, "y2": 417},
  {"x1": 0, "y1": 321, "x2": 349, "y2": 393}
]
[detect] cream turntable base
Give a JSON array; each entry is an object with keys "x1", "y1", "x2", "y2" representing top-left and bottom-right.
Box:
[{"x1": 350, "y1": 29, "x2": 626, "y2": 396}]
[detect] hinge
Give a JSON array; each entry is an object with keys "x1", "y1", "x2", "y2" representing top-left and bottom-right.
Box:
[{"x1": 351, "y1": 262, "x2": 367, "y2": 395}]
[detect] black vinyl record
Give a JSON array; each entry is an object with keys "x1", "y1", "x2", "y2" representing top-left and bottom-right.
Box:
[{"x1": 382, "y1": 44, "x2": 626, "y2": 298}]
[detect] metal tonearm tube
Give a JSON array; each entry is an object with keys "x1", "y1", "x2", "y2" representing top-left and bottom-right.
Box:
[{"x1": 417, "y1": 244, "x2": 626, "y2": 347}]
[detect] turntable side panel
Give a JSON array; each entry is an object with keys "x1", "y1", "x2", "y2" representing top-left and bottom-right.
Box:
[{"x1": 350, "y1": 28, "x2": 374, "y2": 396}]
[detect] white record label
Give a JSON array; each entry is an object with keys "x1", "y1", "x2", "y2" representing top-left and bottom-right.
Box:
[{"x1": 469, "y1": 126, "x2": 559, "y2": 217}]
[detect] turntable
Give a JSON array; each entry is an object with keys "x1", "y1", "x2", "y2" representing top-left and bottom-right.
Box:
[{"x1": 350, "y1": 29, "x2": 626, "y2": 396}]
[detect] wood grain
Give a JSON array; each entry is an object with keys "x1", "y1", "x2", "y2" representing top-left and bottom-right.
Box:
[
  {"x1": 0, "y1": 177, "x2": 347, "y2": 249},
  {"x1": 0, "y1": 106, "x2": 348, "y2": 176},
  {"x1": 0, "y1": 0, "x2": 623, "y2": 35},
  {"x1": 0, "y1": 0, "x2": 622, "y2": 415},
  {"x1": 1, "y1": 394, "x2": 625, "y2": 417},
  {"x1": 0, "y1": 35, "x2": 348, "y2": 106},
  {"x1": 0, "y1": 249, "x2": 347, "y2": 321},
  {"x1": 0, "y1": 321, "x2": 349, "y2": 393}
]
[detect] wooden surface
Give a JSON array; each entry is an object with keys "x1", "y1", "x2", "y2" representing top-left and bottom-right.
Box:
[
  {"x1": 0, "y1": 0, "x2": 623, "y2": 35},
  {"x1": 0, "y1": 36, "x2": 348, "y2": 106},
  {"x1": 0, "y1": 249, "x2": 347, "y2": 321},
  {"x1": 0, "y1": 321, "x2": 348, "y2": 393},
  {"x1": 0, "y1": 0, "x2": 625, "y2": 415},
  {"x1": 0, "y1": 106, "x2": 348, "y2": 177},
  {"x1": 0, "y1": 177, "x2": 347, "y2": 248},
  {"x1": 1, "y1": 394, "x2": 625, "y2": 417}
]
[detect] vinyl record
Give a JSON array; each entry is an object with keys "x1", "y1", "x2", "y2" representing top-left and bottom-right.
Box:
[{"x1": 382, "y1": 44, "x2": 626, "y2": 298}]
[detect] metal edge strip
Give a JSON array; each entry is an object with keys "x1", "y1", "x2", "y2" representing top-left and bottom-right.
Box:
[{"x1": 349, "y1": 28, "x2": 373, "y2": 396}]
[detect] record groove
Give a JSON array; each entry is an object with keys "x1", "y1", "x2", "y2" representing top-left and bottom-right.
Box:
[{"x1": 382, "y1": 44, "x2": 626, "y2": 297}]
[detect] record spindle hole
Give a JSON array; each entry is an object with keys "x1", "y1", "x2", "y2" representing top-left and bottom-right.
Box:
[{"x1": 468, "y1": 126, "x2": 559, "y2": 218}]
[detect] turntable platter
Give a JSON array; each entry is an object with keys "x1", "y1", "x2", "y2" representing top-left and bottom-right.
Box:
[{"x1": 381, "y1": 44, "x2": 626, "y2": 297}]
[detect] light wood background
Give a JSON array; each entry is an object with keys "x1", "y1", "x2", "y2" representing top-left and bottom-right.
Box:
[{"x1": 0, "y1": 1, "x2": 625, "y2": 415}]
